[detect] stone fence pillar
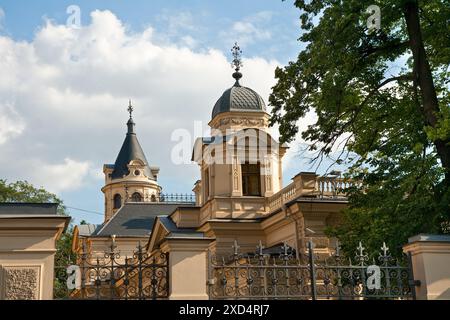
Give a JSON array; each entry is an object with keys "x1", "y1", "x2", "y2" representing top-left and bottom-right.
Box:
[
  {"x1": 160, "y1": 238, "x2": 213, "y2": 300},
  {"x1": 0, "y1": 203, "x2": 69, "y2": 300},
  {"x1": 403, "y1": 234, "x2": 450, "y2": 300}
]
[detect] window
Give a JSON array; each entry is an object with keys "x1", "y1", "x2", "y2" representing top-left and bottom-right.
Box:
[
  {"x1": 113, "y1": 194, "x2": 122, "y2": 209},
  {"x1": 242, "y1": 162, "x2": 261, "y2": 196},
  {"x1": 131, "y1": 192, "x2": 142, "y2": 202}
]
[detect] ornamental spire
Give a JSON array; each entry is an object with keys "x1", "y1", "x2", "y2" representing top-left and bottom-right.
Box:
[
  {"x1": 127, "y1": 99, "x2": 135, "y2": 134},
  {"x1": 231, "y1": 42, "x2": 243, "y2": 85},
  {"x1": 127, "y1": 99, "x2": 134, "y2": 119}
]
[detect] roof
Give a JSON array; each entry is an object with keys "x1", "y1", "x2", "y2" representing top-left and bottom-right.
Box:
[
  {"x1": 0, "y1": 203, "x2": 59, "y2": 216},
  {"x1": 212, "y1": 82, "x2": 266, "y2": 119},
  {"x1": 111, "y1": 117, "x2": 154, "y2": 180},
  {"x1": 158, "y1": 216, "x2": 205, "y2": 239},
  {"x1": 77, "y1": 224, "x2": 101, "y2": 236},
  {"x1": 94, "y1": 203, "x2": 190, "y2": 237}
]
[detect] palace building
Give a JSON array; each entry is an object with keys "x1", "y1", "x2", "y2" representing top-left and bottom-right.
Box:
[{"x1": 72, "y1": 45, "x2": 351, "y2": 264}]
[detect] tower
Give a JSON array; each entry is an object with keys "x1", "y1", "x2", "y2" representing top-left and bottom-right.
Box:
[
  {"x1": 101, "y1": 101, "x2": 161, "y2": 222},
  {"x1": 193, "y1": 43, "x2": 288, "y2": 220}
]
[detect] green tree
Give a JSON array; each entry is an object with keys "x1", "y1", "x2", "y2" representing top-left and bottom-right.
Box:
[
  {"x1": 270, "y1": 0, "x2": 450, "y2": 257},
  {"x1": 0, "y1": 179, "x2": 75, "y2": 298}
]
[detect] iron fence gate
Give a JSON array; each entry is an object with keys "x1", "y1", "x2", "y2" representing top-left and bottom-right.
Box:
[
  {"x1": 55, "y1": 243, "x2": 169, "y2": 300},
  {"x1": 208, "y1": 240, "x2": 416, "y2": 300}
]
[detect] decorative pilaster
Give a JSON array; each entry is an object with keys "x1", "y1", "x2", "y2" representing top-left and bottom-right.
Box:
[{"x1": 231, "y1": 156, "x2": 241, "y2": 196}]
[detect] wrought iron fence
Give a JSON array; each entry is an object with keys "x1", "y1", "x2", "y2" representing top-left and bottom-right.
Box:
[
  {"x1": 208, "y1": 240, "x2": 415, "y2": 300},
  {"x1": 154, "y1": 193, "x2": 196, "y2": 203},
  {"x1": 55, "y1": 243, "x2": 169, "y2": 300}
]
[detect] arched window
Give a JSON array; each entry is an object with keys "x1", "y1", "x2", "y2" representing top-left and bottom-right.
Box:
[
  {"x1": 131, "y1": 192, "x2": 142, "y2": 202},
  {"x1": 113, "y1": 194, "x2": 122, "y2": 209},
  {"x1": 151, "y1": 194, "x2": 157, "y2": 202}
]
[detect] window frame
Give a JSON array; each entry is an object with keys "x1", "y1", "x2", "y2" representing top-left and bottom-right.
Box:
[{"x1": 241, "y1": 162, "x2": 261, "y2": 196}]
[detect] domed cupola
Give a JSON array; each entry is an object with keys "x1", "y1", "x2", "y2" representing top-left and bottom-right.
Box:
[
  {"x1": 211, "y1": 43, "x2": 266, "y2": 120},
  {"x1": 211, "y1": 84, "x2": 266, "y2": 119},
  {"x1": 209, "y1": 43, "x2": 269, "y2": 132}
]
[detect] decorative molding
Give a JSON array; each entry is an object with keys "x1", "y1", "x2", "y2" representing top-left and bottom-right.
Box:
[
  {"x1": 2, "y1": 265, "x2": 41, "y2": 300},
  {"x1": 233, "y1": 157, "x2": 239, "y2": 191},
  {"x1": 219, "y1": 117, "x2": 266, "y2": 127}
]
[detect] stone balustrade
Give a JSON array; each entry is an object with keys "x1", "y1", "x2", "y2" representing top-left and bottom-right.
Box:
[{"x1": 267, "y1": 172, "x2": 355, "y2": 212}]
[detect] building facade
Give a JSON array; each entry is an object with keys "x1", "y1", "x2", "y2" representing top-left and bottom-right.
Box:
[{"x1": 72, "y1": 46, "x2": 351, "y2": 265}]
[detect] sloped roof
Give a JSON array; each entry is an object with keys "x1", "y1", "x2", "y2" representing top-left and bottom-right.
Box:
[
  {"x1": 0, "y1": 203, "x2": 58, "y2": 216},
  {"x1": 111, "y1": 118, "x2": 154, "y2": 180},
  {"x1": 158, "y1": 216, "x2": 205, "y2": 239},
  {"x1": 94, "y1": 203, "x2": 189, "y2": 237},
  {"x1": 77, "y1": 224, "x2": 101, "y2": 236}
]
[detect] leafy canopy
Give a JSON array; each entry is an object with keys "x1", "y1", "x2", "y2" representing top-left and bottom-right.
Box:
[{"x1": 271, "y1": 0, "x2": 450, "y2": 257}]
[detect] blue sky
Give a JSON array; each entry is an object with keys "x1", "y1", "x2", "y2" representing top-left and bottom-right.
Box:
[
  {"x1": 0, "y1": 1, "x2": 347, "y2": 225},
  {"x1": 0, "y1": 0, "x2": 303, "y2": 62}
]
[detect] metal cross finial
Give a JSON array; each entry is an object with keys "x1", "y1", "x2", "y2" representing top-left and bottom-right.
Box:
[
  {"x1": 231, "y1": 42, "x2": 243, "y2": 72},
  {"x1": 127, "y1": 99, "x2": 133, "y2": 118},
  {"x1": 231, "y1": 42, "x2": 243, "y2": 83},
  {"x1": 335, "y1": 239, "x2": 341, "y2": 256},
  {"x1": 281, "y1": 242, "x2": 290, "y2": 257},
  {"x1": 110, "y1": 234, "x2": 117, "y2": 252},
  {"x1": 232, "y1": 239, "x2": 240, "y2": 256},
  {"x1": 256, "y1": 240, "x2": 264, "y2": 256},
  {"x1": 357, "y1": 241, "x2": 365, "y2": 256},
  {"x1": 381, "y1": 242, "x2": 389, "y2": 256}
]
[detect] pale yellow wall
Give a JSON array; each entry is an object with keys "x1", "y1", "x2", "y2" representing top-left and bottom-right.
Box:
[
  {"x1": 86, "y1": 237, "x2": 149, "y2": 263},
  {"x1": 102, "y1": 161, "x2": 161, "y2": 222},
  {"x1": 0, "y1": 217, "x2": 68, "y2": 300},
  {"x1": 160, "y1": 239, "x2": 213, "y2": 300},
  {"x1": 213, "y1": 164, "x2": 231, "y2": 196},
  {"x1": 171, "y1": 208, "x2": 201, "y2": 228},
  {"x1": 404, "y1": 237, "x2": 450, "y2": 300}
]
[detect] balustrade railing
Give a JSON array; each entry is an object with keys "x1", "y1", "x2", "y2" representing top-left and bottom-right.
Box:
[{"x1": 267, "y1": 175, "x2": 357, "y2": 212}]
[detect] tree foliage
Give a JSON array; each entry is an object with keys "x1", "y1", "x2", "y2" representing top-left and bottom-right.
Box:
[{"x1": 270, "y1": 0, "x2": 450, "y2": 257}]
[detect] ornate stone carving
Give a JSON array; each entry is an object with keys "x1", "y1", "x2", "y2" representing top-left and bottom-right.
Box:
[
  {"x1": 219, "y1": 117, "x2": 266, "y2": 127},
  {"x1": 3, "y1": 266, "x2": 40, "y2": 300},
  {"x1": 232, "y1": 156, "x2": 239, "y2": 191}
]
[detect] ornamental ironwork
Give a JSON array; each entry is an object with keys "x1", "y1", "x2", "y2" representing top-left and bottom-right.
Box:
[
  {"x1": 153, "y1": 193, "x2": 196, "y2": 204},
  {"x1": 55, "y1": 242, "x2": 169, "y2": 300},
  {"x1": 208, "y1": 240, "x2": 416, "y2": 300}
]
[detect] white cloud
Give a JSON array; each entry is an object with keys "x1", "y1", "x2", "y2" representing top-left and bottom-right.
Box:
[
  {"x1": 0, "y1": 10, "x2": 283, "y2": 196},
  {"x1": 0, "y1": 102, "x2": 25, "y2": 144},
  {"x1": 221, "y1": 11, "x2": 274, "y2": 46},
  {"x1": 30, "y1": 158, "x2": 91, "y2": 193}
]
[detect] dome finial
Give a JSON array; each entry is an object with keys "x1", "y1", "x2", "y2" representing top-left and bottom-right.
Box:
[
  {"x1": 231, "y1": 42, "x2": 243, "y2": 85},
  {"x1": 126, "y1": 100, "x2": 135, "y2": 134},
  {"x1": 127, "y1": 99, "x2": 134, "y2": 119}
]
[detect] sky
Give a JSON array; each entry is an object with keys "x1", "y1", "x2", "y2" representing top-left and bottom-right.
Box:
[{"x1": 0, "y1": 0, "x2": 348, "y2": 225}]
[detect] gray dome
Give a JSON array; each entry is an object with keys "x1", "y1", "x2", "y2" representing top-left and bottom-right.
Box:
[{"x1": 212, "y1": 82, "x2": 266, "y2": 119}]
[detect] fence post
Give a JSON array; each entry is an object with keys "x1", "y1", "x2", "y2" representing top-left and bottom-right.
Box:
[
  {"x1": 407, "y1": 252, "x2": 417, "y2": 300},
  {"x1": 308, "y1": 240, "x2": 317, "y2": 300},
  {"x1": 403, "y1": 234, "x2": 450, "y2": 300}
]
